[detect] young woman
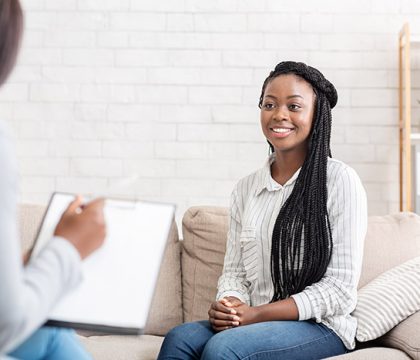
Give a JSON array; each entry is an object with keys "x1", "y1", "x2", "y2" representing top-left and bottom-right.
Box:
[
  {"x1": 157, "y1": 61, "x2": 367, "y2": 359},
  {"x1": 0, "y1": 1, "x2": 106, "y2": 359}
]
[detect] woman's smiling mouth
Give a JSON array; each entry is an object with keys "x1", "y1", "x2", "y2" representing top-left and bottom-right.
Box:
[{"x1": 270, "y1": 127, "x2": 295, "y2": 138}]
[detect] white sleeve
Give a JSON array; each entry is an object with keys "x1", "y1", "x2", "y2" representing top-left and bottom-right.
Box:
[
  {"x1": 0, "y1": 124, "x2": 82, "y2": 354},
  {"x1": 216, "y1": 189, "x2": 250, "y2": 304},
  {"x1": 291, "y1": 167, "x2": 368, "y2": 322}
]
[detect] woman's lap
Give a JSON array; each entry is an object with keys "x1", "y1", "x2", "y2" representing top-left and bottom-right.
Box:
[
  {"x1": 158, "y1": 320, "x2": 347, "y2": 360},
  {"x1": 7, "y1": 326, "x2": 92, "y2": 360}
]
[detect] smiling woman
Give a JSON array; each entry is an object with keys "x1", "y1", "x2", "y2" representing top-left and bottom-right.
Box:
[{"x1": 157, "y1": 61, "x2": 368, "y2": 360}]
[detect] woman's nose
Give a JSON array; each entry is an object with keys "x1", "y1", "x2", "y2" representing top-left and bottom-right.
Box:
[{"x1": 273, "y1": 105, "x2": 289, "y2": 121}]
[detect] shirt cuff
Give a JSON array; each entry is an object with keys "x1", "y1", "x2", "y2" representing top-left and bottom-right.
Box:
[
  {"x1": 217, "y1": 291, "x2": 249, "y2": 304},
  {"x1": 52, "y1": 236, "x2": 82, "y2": 261},
  {"x1": 291, "y1": 292, "x2": 313, "y2": 321},
  {"x1": 47, "y1": 236, "x2": 83, "y2": 288}
]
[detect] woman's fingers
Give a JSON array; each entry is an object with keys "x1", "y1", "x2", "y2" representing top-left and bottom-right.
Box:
[
  {"x1": 221, "y1": 296, "x2": 243, "y2": 308},
  {"x1": 209, "y1": 318, "x2": 239, "y2": 327},
  {"x1": 208, "y1": 307, "x2": 239, "y2": 321},
  {"x1": 208, "y1": 300, "x2": 240, "y2": 332},
  {"x1": 211, "y1": 301, "x2": 237, "y2": 315},
  {"x1": 212, "y1": 325, "x2": 233, "y2": 332},
  {"x1": 208, "y1": 309, "x2": 239, "y2": 321}
]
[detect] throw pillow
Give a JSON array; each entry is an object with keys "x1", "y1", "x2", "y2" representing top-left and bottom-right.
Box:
[{"x1": 353, "y1": 255, "x2": 420, "y2": 342}]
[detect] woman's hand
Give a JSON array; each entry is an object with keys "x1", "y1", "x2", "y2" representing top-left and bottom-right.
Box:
[
  {"x1": 221, "y1": 297, "x2": 260, "y2": 326},
  {"x1": 208, "y1": 299, "x2": 241, "y2": 332},
  {"x1": 233, "y1": 303, "x2": 260, "y2": 326},
  {"x1": 54, "y1": 196, "x2": 106, "y2": 260},
  {"x1": 220, "y1": 296, "x2": 244, "y2": 308}
]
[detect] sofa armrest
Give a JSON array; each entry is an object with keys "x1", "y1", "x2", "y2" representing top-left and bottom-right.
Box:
[{"x1": 377, "y1": 310, "x2": 420, "y2": 359}]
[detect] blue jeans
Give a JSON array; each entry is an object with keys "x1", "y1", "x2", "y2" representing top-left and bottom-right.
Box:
[
  {"x1": 158, "y1": 320, "x2": 347, "y2": 360},
  {"x1": 7, "y1": 326, "x2": 92, "y2": 360}
]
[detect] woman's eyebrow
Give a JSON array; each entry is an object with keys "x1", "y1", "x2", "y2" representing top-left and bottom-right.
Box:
[
  {"x1": 287, "y1": 95, "x2": 304, "y2": 100},
  {"x1": 263, "y1": 94, "x2": 304, "y2": 100},
  {"x1": 263, "y1": 94, "x2": 277, "y2": 99}
]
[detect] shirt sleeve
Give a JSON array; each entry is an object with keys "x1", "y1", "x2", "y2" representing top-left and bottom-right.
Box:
[
  {"x1": 0, "y1": 125, "x2": 82, "y2": 354},
  {"x1": 216, "y1": 188, "x2": 251, "y2": 304},
  {"x1": 291, "y1": 166, "x2": 368, "y2": 322}
]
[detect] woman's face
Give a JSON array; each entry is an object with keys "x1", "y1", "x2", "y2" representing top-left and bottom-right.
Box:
[{"x1": 260, "y1": 74, "x2": 316, "y2": 156}]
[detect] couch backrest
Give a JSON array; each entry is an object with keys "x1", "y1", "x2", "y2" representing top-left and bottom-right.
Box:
[
  {"x1": 358, "y1": 212, "x2": 420, "y2": 288},
  {"x1": 181, "y1": 206, "x2": 228, "y2": 322},
  {"x1": 181, "y1": 207, "x2": 420, "y2": 322},
  {"x1": 144, "y1": 221, "x2": 183, "y2": 336},
  {"x1": 18, "y1": 203, "x2": 183, "y2": 337},
  {"x1": 18, "y1": 204, "x2": 46, "y2": 252}
]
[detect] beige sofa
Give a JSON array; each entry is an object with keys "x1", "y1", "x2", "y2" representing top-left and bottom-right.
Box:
[{"x1": 18, "y1": 205, "x2": 420, "y2": 360}]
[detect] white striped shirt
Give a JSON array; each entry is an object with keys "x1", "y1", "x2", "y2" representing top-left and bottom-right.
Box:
[{"x1": 216, "y1": 154, "x2": 368, "y2": 350}]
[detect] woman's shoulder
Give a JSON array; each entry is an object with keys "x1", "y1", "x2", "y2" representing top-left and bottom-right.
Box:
[
  {"x1": 327, "y1": 157, "x2": 364, "y2": 188},
  {"x1": 233, "y1": 166, "x2": 266, "y2": 197},
  {"x1": 327, "y1": 157, "x2": 357, "y2": 174},
  {"x1": 235, "y1": 169, "x2": 260, "y2": 190}
]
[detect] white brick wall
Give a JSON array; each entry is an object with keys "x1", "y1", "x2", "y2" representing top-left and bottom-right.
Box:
[{"x1": 0, "y1": 0, "x2": 414, "y2": 223}]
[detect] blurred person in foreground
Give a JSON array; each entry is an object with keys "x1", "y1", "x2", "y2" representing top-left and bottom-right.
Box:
[{"x1": 0, "y1": 1, "x2": 106, "y2": 359}]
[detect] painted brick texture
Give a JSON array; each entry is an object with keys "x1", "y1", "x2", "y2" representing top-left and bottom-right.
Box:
[{"x1": 1, "y1": 0, "x2": 414, "y2": 221}]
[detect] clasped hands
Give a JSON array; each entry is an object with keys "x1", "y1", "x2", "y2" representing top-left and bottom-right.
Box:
[{"x1": 208, "y1": 296, "x2": 258, "y2": 332}]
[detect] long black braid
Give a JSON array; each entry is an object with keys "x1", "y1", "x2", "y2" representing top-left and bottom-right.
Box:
[{"x1": 258, "y1": 61, "x2": 337, "y2": 302}]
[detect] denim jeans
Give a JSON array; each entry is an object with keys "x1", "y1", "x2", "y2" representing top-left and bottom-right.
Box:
[
  {"x1": 157, "y1": 320, "x2": 347, "y2": 360},
  {"x1": 7, "y1": 326, "x2": 92, "y2": 360}
]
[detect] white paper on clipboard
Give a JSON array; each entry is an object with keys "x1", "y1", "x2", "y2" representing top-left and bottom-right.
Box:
[{"x1": 31, "y1": 192, "x2": 175, "y2": 334}]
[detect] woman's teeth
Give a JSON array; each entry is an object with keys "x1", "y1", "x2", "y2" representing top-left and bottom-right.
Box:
[{"x1": 272, "y1": 128, "x2": 292, "y2": 133}]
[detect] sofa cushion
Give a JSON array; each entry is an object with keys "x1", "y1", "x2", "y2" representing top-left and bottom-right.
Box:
[
  {"x1": 181, "y1": 206, "x2": 229, "y2": 322},
  {"x1": 326, "y1": 347, "x2": 410, "y2": 359},
  {"x1": 358, "y1": 213, "x2": 420, "y2": 288},
  {"x1": 181, "y1": 209, "x2": 420, "y2": 317},
  {"x1": 353, "y1": 256, "x2": 420, "y2": 342},
  {"x1": 78, "y1": 334, "x2": 163, "y2": 360},
  {"x1": 377, "y1": 310, "x2": 420, "y2": 360},
  {"x1": 144, "y1": 221, "x2": 183, "y2": 336},
  {"x1": 18, "y1": 204, "x2": 45, "y2": 252}
]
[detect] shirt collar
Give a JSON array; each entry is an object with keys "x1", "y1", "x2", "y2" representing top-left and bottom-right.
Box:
[{"x1": 255, "y1": 154, "x2": 301, "y2": 196}]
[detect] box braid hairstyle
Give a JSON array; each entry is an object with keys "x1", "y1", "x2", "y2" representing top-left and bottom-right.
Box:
[{"x1": 258, "y1": 61, "x2": 338, "y2": 302}]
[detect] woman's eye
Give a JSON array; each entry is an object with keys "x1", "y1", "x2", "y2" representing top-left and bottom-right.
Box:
[
  {"x1": 263, "y1": 103, "x2": 276, "y2": 110},
  {"x1": 289, "y1": 104, "x2": 301, "y2": 111}
]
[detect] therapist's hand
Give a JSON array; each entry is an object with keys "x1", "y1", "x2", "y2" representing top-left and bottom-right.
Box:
[{"x1": 54, "y1": 195, "x2": 106, "y2": 260}]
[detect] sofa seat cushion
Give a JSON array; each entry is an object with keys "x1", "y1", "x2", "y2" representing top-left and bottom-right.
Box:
[
  {"x1": 78, "y1": 334, "x2": 163, "y2": 360},
  {"x1": 326, "y1": 347, "x2": 410, "y2": 359}
]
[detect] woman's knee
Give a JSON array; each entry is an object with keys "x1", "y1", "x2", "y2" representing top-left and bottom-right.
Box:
[
  {"x1": 164, "y1": 321, "x2": 213, "y2": 349},
  {"x1": 201, "y1": 331, "x2": 239, "y2": 360},
  {"x1": 159, "y1": 321, "x2": 214, "y2": 359},
  {"x1": 165, "y1": 321, "x2": 209, "y2": 344}
]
